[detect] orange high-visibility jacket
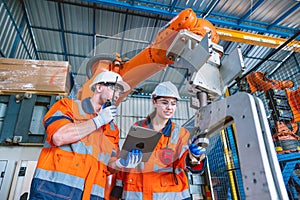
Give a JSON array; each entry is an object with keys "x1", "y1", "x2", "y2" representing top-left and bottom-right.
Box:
[
  {"x1": 113, "y1": 117, "x2": 205, "y2": 200},
  {"x1": 29, "y1": 98, "x2": 119, "y2": 200}
]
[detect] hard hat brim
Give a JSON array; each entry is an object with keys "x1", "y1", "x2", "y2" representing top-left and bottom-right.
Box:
[
  {"x1": 117, "y1": 80, "x2": 130, "y2": 92},
  {"x1": 89, "y1": 79, "x2": 130, "y2": 92}
]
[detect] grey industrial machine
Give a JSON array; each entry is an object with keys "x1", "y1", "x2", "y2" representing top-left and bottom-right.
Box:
[{"x1": 167, "y1": 30, "x2": 289, "y2": 199}]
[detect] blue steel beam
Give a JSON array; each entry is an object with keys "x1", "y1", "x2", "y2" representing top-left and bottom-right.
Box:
[
  {"x1": 0, "y1": 95, "x2": 21, "y2": 143},
  {"x1": 37, "y1": 50, "x2": 87, "y2": 58},
  {"x1": 241, "y1": 55, "x2": 282, "y2": 63},
  {"x1": 0, "y1": 49, "x2": 5, "y2": 57},
  {"x1": 203, "y1": 11, "x2": 294, "y2": 32},
  {"x1": 31, "y1": 26, "x2": 94, "y2": 36},
  {"x1": 2, "y1": 0, "x2": 32, "y2": 58},
  {"x1": 238, "y1": 0, "x2": 264, "y2": 24},
  {"x1": 169, "y1": 0, "x2": 179, "y2": 13},
  {"x1": 81, "y1": 0, "x2": 297, "y2": 38},
  {"x1": 95, "y1": 34, "x2": 150, "y2": 44},
  {"x1": 93, "y1": 4, "x2": 96, "y2": 52},
  {"x1": 130, "y1": 0, "x2": 171, "y2": 8},
  {"x1": 21, "y1": 0, "x2": 39, "y2": 59},
  {"x1": 83, "y1": 0, "x2": 176, "y2": 16},
  {"x1": 9, "y1": 16, "x2": 25, "y2": 58},
  {"x1": 267, "y1": 2, "x2": 300, "y2": 30},
  {"x1": 202, "y1": 0, "x2": 221, "y2": 19},
  {"x1": 208, "y1": 17, "x2": 297, "y2": 38},
  {"x1": 281, "y1": 161, "x2": 298, "y2": 185},
  {"x1": 292, "y1": 174, "x2": 300, "y2": 186},
  {"x1": 57, "y1": 2, "x2": 68, "y2": 61}
]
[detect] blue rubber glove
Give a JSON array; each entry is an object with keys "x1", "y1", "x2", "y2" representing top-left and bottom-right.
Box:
[
  {"x1": 189, "y1": 136, "x2": 207, "y2": 158},
  {"x1": 187, "y1": 136, "x2": 207, "y2": 174},
  {"x1": 189, "y1": 142, "x2": 206, "y2": 158},
  {"x1": 92, "y1": 105, "x2": 117, "y2": 129},
  {"x1": 116, "y1": 149, "x2": 143, "y2": 168}
]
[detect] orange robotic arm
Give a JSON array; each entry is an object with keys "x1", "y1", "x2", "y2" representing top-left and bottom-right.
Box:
[
  {"x1": 286, "y1": 87, "x2": 300, "y2": 123},
  {"x1": 78, "y1": 8, "x2": 219, "y2": 104},
  {"x1": 246, "y1": 71, "x2": 294, "y2": 93}
]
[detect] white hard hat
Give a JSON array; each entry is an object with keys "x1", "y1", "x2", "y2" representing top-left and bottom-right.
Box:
[
  {"x1": 151, "y1": 81, "x2": 181, "y2": 100},
  {"x1": 89, "y1": 71, "x2": 130, "y2": 92}
]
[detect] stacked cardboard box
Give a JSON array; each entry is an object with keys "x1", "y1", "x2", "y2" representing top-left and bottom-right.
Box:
[{"x1": 0, "y1": 58, "x2": 71, "y2": 95}]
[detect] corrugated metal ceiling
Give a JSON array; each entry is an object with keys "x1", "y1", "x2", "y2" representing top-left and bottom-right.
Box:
[{"x1": 0, "y1": 0, "x2": 299, "y2": 97}]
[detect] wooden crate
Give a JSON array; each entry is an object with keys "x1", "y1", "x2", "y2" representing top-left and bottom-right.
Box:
[{"x1": 0, "y1": 58, "x2": 71, "y2": 95}]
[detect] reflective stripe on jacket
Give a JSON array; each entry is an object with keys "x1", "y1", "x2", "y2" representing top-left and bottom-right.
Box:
[
  {"x1": 29, "y1": 98, "x2": 119, "y2": 200},
  {"x1": 115, "y1": 118, "x2": 192, "y2": 200}
]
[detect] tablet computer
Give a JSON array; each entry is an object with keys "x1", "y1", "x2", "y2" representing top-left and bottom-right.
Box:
[{"x1": 119, "y1": 125, "x2": 162, "y2": 162}]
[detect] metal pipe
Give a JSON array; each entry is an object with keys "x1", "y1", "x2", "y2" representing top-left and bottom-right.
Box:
[{"x1": 197, "y1": 92, "x2": 208, "y2": 107}]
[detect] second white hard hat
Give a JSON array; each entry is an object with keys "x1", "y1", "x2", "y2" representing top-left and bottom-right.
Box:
[
  {"x1": 151, "y1": 81, "x2": 181, "y2": 100},
  {"x1": 89, "y1": 71, "x2": 130, "y2": 92}
]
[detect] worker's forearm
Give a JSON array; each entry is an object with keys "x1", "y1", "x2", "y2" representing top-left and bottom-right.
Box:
[{"x1": 52, "y1": 119, "x2": 96, "y2": 146}]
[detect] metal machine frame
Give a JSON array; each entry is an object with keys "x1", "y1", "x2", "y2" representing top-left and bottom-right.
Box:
[
  {"x1": 194, "y1": 92, "x2": 288, "y2": 199},
  {"x1": 167, "y1": 28, "x2": 288, "y2": 199}
]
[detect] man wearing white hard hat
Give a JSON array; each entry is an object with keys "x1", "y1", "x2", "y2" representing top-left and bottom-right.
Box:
[
  {"x1": 112, "y1": 81, "x2": 206, "y2": 200},
  {"x1": 30, "y1": 71, "x2": 142, "y2": 200}
]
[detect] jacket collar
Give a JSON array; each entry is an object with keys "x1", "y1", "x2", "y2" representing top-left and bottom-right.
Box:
[{"x1": 145, "y1": 116, "x2": 172, "y2": 137}]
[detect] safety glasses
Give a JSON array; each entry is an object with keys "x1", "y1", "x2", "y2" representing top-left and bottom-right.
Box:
[
  {"x1": 100, "y1": 82, "x2": 124, "y2": 94},
  {"x1": 156, "y1": 99, "x2": 177, "y2": 107}
]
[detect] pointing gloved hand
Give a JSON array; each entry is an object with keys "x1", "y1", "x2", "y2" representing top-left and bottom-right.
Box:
[
  {"x1": 92, "y1": 105, "x2": 117, "y2": 129},
  {"x1": 116, "y1": 149, "x2": 143, "y2": 168}
]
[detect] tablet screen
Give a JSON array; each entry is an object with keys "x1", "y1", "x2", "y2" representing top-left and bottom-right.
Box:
[{"x1": 119, "y1": 125, "x2": 162, "y2": 162}]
